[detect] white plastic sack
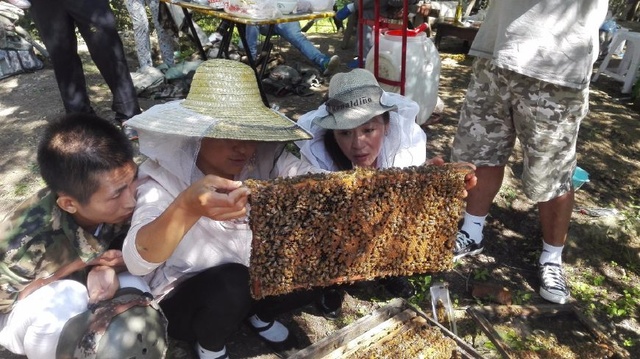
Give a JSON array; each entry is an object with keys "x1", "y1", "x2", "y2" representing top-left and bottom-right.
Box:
[{"x1": 225, "y1": 0, "x2": 278, "y2": 19}]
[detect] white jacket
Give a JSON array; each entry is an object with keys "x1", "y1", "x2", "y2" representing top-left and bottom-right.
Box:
[
  {"x1": 296, "y1": 92, "x2": 427, "y2": 170},
  {"x1": 123, "y1": 133, "x2": 320, "y2": 300}
]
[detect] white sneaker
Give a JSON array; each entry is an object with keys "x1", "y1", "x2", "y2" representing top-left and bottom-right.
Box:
[
  {"x1": 131, "y1": 66, "x2": 165, "y2": 94},
  {"x1": 538, "y1": 262, "x2": 570, "y2": 304}
]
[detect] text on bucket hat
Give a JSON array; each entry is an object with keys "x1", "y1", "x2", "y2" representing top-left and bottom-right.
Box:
[
  {"x1": 312, "y1": 69, "x2": 397, "y2": 130},
  {"x1": 125, "y1": 59, "x2": 312, "y2": 142}
]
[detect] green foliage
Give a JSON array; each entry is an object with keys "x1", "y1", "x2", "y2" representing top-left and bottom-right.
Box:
[
  {"x1": 607, "y1": 287, "x2": 640, "y2": 318},
  {"x1": 623, "y1": 336, "x2": 637, "y2": 347},
  {"x1": 13, "y1": 182, "x2": 29, "y2": 197},
  {"x1": 591, "y1": 274, "x2": 606, "y2": 286},
  {"x1": 497, "y1": 185, "x2": 517, "y2": 207},
  {"x1": 29, "y1": 162, "x2": 39, "y2": 174},
  {"x1": 512, "y1": 290, "x2": 532, "y2": 305},
  {"x1": 408, "y1": 274, "x2": 432, "y2": 306},
  {"x1": 110, "y1": 0, "x2": 134, "y2": 30},
  {"x1": 473, "y1": 268, "x2": 490, "y2": 281},
  {"x1": 498, "y1": 328, "x2": 552, "y2": 352},
  {"x1": 190, "y1": 13, "x2": 224, "y2": 34}
]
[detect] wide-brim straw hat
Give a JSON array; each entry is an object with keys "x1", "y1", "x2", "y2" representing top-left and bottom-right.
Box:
[
  {"x1": 125, "y1": 59, "x2": 312, "y2": 142},
  {"x1": 312, "y1": 68, "x2": 397, "y2": 130}
]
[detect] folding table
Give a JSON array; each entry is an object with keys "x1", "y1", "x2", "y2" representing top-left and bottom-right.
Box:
[{"x1": 159, "y1": 0, "x2": 334, "y2": 106}]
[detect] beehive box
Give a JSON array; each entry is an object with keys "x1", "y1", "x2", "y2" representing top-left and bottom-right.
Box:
[
  {"x1": 289, "y1": 298, "x2": 483, "y2": 359},
  {"x1": 245, "y1": 164, "x2": 470, "y2": 299}
]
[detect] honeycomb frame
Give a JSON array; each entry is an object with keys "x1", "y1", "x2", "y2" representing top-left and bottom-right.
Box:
[{"x1": 245, "y1": 164, "x2": 470, "y2": 299}]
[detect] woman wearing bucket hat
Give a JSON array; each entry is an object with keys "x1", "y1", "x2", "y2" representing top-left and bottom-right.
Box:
[
  {"x1": 121, "y1": 59, "x2": 322, "y2": 358},
  {"x1": 295, "y1": 68, "x2": 432, "y2": 316}
]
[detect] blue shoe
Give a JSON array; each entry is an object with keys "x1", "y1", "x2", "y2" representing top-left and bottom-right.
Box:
[
  {"x1": 347, "y1": 58, "x2": 360, "y2": 69},
  {"x1": 335, "y1": 6, "x2": 352, "y2": 21}
]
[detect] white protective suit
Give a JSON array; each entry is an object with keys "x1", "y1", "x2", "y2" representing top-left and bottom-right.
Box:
[{"x1": 123, "y1": 129, "x2": 320, "y2": 300}]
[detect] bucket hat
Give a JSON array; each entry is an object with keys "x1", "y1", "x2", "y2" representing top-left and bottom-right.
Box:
[
  {"x1": 313, "y1": 69, "x2": 397, "y2": 130},
  {"x1": 125, "y1": 59, "x2": 312, "y2": 142}
]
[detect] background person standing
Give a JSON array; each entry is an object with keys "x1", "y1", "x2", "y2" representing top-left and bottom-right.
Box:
[
  {"x1": 450, "y1": 0, "x2": 609, "y2": 304},
  {"x1": 29, "y1": 0, "x2": 141, "y2": 139}
]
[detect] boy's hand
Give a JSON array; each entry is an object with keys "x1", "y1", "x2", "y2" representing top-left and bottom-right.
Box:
[
  {"x1": 87, "y1": 265, "x2": 119, "y2": 304},
  {"x1": 87, "y1": 249, "x2": 124, "y2": 267}
]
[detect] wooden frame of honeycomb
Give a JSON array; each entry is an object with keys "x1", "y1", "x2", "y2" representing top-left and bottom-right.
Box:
[
  {"x1": 245, "y1": 164, "x2": 470, "y2": 299},
  {"x1": 290, "y1": 298, "x2": 478, "y2": 359},
  {"x1": 341, "y1": 310, "x2": 457, "y2": 359}
]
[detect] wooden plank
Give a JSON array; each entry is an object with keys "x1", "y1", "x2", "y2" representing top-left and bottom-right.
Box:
[
  {"x1": 291, "y1": 299, "x2": 486, "y2": 359},
  {"x1": 418, "y1": 307, "x2": 485, "y2": 359},
  {"x1": 288, "y1": 299, "x2": 406, "y2": 359},
  {"x1": 322, "y1": 309, "x2": 418, "y2": 358},
  {"x1": 466, "y1": 307, "x2": 513, "y2": 359}
]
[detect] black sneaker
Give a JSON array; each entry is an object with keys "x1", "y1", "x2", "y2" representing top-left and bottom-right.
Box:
[
  {"x1": 538, "y1": 262, "x2": 570, "y2": 304},
  {"x1": 453, "y1": 230, "x2": 484, "y2": 262},
  {"x1": 380, "y1": 276, "x2": 415, "y2": 298}
]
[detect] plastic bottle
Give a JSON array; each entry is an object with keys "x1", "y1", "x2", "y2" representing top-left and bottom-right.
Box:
[{"x1": 364, "y1": 24, "x2": 441, "y2": 125}]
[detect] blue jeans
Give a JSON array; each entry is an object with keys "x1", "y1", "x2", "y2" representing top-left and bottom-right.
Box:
[{"x1": 246, "y1": 22, "x2": 327, "y2": 69}]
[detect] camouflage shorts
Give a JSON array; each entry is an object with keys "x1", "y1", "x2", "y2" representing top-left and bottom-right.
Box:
[{"x1": 451, "y1": 58, "x2": 589, "y2": 202}]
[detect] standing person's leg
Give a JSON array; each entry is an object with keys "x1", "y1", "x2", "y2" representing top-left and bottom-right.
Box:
[
  {"x1": 512, "y1": 77, "x2": 587, "y2": 304},
  {"x1": 245, "y1": 25, "x2": 261, "y2": 60},
  {"x1": 538, "y1": 193, "x2": 574, "y2": 248},
  {"x1": 451, "y1": 58, "x2": 515, "y2": 261},
  {"x1": 30, "y1": 0, "x2": 94, "y2": 115},
  {"x1": 274, "y1": 22, "x2": 339, "y2": 74},
  {"x1": 125, "y1": 0, "x2": 153, "y2": 69},
  {"x1": 70, "y1": 0, "x2": 141, "y2": 121},
  {"x1": 148, "y1": 0, "x2": 175, "y2": 67}
]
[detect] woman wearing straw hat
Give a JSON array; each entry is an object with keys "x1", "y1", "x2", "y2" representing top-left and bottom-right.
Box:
[
  {"x1": 121, "y1": 59, "x2": 321, "y2": 359},
  {"x1": 295, "y1": 68, "x2": 443, "y2": 317}
]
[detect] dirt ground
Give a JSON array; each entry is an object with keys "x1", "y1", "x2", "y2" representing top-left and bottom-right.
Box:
[{"x1": 0, "y1": 23, "x2": 639, "y2": 359}]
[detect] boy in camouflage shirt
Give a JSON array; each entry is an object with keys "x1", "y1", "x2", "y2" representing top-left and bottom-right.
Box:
[
  {"x1": 0, "y1": 113, "x2": 250, "y2": 358},
  {"x1": 0, "y1": 113, "x2": 144, "y2": 358}
]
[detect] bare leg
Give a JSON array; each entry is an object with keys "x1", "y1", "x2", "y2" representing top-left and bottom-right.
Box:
[
  {"x1": 465, "y1": 166, "x2": 505, "y2": 216},
  {"x1": 454, "y1": 165, "x2": 506, "y2": 260},
  {"x1": 538, "y1": 190, "x2": 574, "y2": 247}
]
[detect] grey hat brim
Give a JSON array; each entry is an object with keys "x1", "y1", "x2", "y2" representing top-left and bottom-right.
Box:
[{"x1": 312, "y1": 86, "x2": 397, "y2": 130}]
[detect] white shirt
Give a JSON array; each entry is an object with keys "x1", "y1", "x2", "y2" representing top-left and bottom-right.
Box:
[{"x1": 469, "y1": 0, "x2": 609, "y2": 89}]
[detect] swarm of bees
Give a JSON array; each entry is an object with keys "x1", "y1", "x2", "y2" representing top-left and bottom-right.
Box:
[{"x1": 245, "y1": 164, "x2": 469, "y2": 299}]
